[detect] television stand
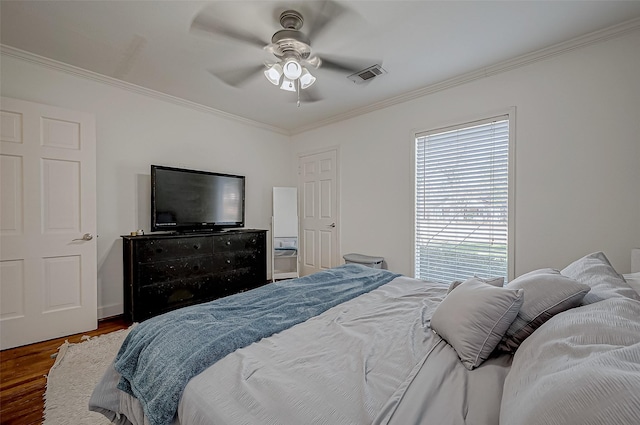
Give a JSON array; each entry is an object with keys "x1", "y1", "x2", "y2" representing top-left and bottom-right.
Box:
[{"x1": 122, "y1": 229, "x2": 267, "y2": 322}]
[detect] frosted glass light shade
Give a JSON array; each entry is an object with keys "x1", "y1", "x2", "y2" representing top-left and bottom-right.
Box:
[
  {"x1": 264, "y1": 63, "x2": 283, "y2": 85},
  {"x1": 280, "y1": 77, "x2": 297, "y2": 92},
  {"x1": 299, "y1": 68, "x2": 316, "y2": 89}
]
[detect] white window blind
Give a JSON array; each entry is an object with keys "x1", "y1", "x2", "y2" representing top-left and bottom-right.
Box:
[{"x1": 415, "y1": 116, "x2": 510, "y2": 283}]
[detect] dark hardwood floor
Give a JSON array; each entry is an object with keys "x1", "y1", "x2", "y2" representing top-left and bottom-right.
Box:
[{"x1": 0, "y1": 316, "x2": 130, "y2": 425}]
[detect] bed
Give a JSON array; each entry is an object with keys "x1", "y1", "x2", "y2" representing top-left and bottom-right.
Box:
[{"x1": 90, "y1": 252, "x2": 640, "y2": 425}]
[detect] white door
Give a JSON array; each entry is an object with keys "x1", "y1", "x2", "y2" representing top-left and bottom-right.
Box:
[
  {"x1": 298, "y1": 149, "x2": 339, "y2": 276},
  {"x1": 0, "y1": 97, "x2": 97, "y2": 349}
]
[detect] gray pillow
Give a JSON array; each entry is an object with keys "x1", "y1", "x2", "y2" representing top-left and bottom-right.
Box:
[
  {"x1": 447, "y1": 276, "x2": 504, "y2": 294},
  {"x1": 497, "y1": 268, "x2": 590, "y2": 352},
  {"x1": 561, "y1": 251, "x2": 639, "y2": 304},
  {"x1": 431, "y1": 277, "x2": 524, "y2": 370}
]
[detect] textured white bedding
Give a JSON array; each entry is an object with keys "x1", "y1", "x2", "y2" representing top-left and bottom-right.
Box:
[
  {"x1": 92, "y1": 255, "x2": 640, "y2": 425},
  {"x1": 500, "y1": 297, "x2": 640, "y2": 425},
  {"x1": 178, "y1": 276, "x2": 454, "y2": 424}
]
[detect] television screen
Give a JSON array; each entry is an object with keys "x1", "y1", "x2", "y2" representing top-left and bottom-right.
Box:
[{"x1": 151, "y1": 165, "x2": 245, "y2": 232}]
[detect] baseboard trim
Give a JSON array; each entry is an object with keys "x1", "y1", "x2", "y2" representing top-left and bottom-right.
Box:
[{"x1": 98, "y1": 303, "x2": 123, "y2": 320}]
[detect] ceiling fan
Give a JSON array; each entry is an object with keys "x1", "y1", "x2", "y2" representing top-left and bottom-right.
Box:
[{"x1": 190, "y1": 1, "x2": 374, "y2": 105}]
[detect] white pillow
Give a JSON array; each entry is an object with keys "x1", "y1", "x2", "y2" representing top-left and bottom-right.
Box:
[{"x1": 561, "y1": 251, "x2": 639, "y2": 304}]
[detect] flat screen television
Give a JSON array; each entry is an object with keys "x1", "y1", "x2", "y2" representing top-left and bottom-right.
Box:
[{"x1": 151, "y1": 165, "x2": 245, "y2": 232}]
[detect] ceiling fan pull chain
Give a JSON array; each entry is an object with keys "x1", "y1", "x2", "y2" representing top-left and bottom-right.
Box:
[{"x1": 297, "y1": 79, "x2": 301, "y2": 107}]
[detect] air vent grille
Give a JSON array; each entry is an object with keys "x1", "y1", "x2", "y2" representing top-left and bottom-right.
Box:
[{"x1": 347, "y1": 64, "x2": 387, "y2": 84}]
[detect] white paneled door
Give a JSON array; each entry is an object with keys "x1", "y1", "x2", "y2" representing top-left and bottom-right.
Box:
[
  {"x1": 0, "y1": 97, "x2": 97, "y2": 349},
  {"x1": 298, "y1": 149, "x2": 339, "y2": 276}
]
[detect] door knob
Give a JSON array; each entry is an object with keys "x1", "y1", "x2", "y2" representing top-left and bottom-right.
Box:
[
  {"x1": 73, "y1": 233, "x2": 93, "y2": 241},
  {"x1": 328, "y1": 223, "x2": 336, "y2": 228}
]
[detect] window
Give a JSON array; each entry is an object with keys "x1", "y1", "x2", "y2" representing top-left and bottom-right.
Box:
[{"x1": 414, "y1": 115, "x2": 513, "y2": 283}]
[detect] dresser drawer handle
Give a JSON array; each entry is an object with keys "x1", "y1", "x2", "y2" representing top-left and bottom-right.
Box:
[
  {"x1": 226, "y1": 259, "x2": 231, "y2": 264},
  {"x1": 193, "y1": 244, "x2": 200, "y2": 250},
  {"x1": 226, "y1": 240, "x2": 231, "y2": 246}
]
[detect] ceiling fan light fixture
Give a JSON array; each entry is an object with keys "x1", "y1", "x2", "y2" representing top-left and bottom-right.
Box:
[
  {"x1": 264, "y1": 63, "x2": 283, "y2": 85},
  {"x1": 280, "y1": 77, "x2": 297, "y2": 92},
  {"x1": 282, "y1": 59, "x2": 302, "y2": 80},
  {"x1": 299, "y1": 67, "x2": 316, "y2": 89}
]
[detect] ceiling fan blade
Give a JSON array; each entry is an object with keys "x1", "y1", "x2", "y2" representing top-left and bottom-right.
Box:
[
  {"x1": 316, "y1": 55, "x2": 376, "y2": 75},
  {"x1": 208, "y1": 64, "x2": 265, "y2": 87},
  {"x1": 286, "y1": 86, "x2": 323, "y2": 104},
  {"x1": 304, "y1": 0, "x2": 349, "y2": 41},
  {"x1": 191, "y1": 12, "x2": 267, "y2": 49}
]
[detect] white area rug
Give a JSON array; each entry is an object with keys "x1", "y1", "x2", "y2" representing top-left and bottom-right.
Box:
[{"x1": 44, "y1": 326, "x2": 133, "y2": 425}]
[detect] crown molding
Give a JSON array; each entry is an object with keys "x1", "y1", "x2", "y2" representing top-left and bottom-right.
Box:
[
  {"x1": 289, "y1": 17, "x2": 640, "y2": 135},
  {"x1": 0, "y1": 44, "x2": 290, "y2": 136}
]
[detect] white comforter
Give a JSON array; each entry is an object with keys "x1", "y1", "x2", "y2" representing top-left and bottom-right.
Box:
[{"x1": 178, "y1": 276, "x2": 457, "y2": 424}]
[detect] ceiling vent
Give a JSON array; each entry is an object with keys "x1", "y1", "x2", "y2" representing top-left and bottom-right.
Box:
[{"x1": 347, "y1": 64, "x2": 387, "y2": 84}]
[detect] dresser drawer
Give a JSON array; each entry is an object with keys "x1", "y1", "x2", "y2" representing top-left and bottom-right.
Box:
[
  {"x1": 213, "y1": 232, "x2": 264, "y2": 251},
  {"x1": 135, "y1": 236, "x2": 213, "y2": 263},
  {"x1": 136, "y1": 275, "x2": 225, "y2": 320},
  {"x1": 136, "y1": 256, "x2": 214, "y2": 286},
  {"x1": 216, "y1": 267, "x2": 264, "y2": 290},
  {"x1": 212, "y1": 250, "x2": 263, "y2": 272}
]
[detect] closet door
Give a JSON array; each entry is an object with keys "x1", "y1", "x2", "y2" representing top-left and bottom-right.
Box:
[
  {"x1": 0, "y1": 97, "x2": 97, "y2": 349},
  {"x1": 298, "y1": 149, "x2": 339, "y2": 276}
]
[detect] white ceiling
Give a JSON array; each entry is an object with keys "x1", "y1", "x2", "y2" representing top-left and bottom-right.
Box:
[{"x1": 2, "y1": 1, "x2": 640, "y2": 134}]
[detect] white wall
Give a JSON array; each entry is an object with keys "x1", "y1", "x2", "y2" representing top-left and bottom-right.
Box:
[
  {"x1": 2, "y1": 28, "x2": 639, "y2": 319},
  {"x1": 291, "y1": 30, "x2": 640, "y2": 277},
  {"x1": 1, "y1": 55, "x2": 295, "y2": 318}
]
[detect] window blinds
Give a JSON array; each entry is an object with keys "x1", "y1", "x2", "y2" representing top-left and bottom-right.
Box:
[{"x1": 415, "y1": 117, "x2": 509, "y2": 283}]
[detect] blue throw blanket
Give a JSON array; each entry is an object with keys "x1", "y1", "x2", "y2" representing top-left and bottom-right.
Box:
[{"x1": 114, "y1": 264, "x2": 400, "y2": 425}]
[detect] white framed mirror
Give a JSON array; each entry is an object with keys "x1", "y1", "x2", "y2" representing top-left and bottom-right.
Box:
[{"x1": 272, "y1": 187, "x2": 299, "y2": 280}]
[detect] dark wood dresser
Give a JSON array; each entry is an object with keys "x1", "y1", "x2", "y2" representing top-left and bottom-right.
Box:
[{"x1": 122, "y1": 229, "x2": 267, "y2": 322}]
